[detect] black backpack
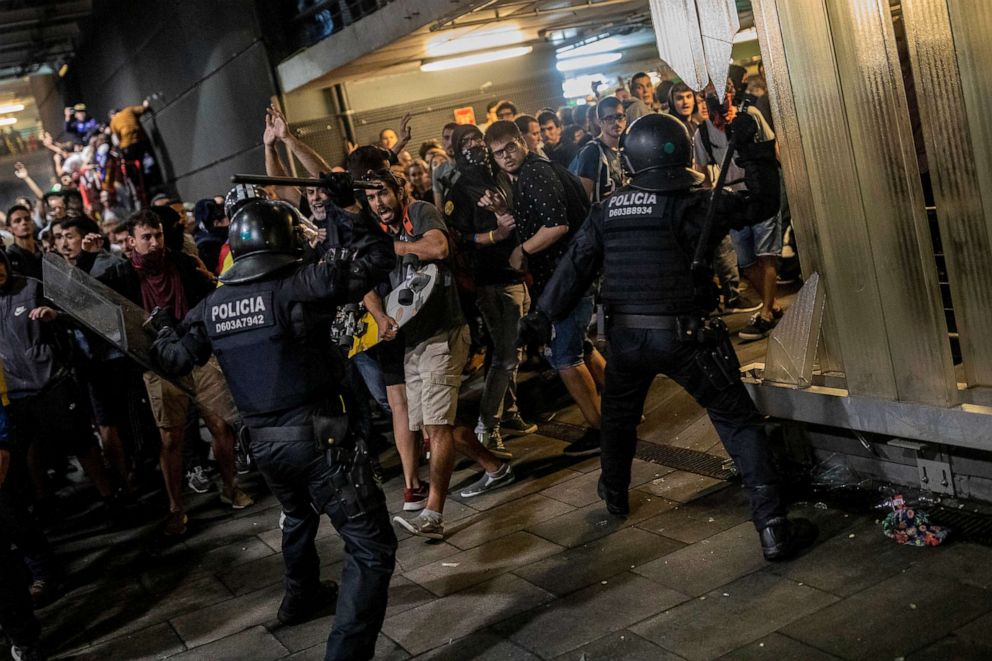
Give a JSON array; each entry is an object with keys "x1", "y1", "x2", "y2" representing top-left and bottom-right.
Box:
[{"x1": 546, "y1": 160, "x2": 591, "y2": 232}]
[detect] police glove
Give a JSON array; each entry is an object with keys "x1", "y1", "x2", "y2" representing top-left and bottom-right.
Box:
[
  {"x1": 728, "y1": 112, "x2": 759, "y2": 148},
  {"x1": 142, "y1": 306, "x2": 176, "y2": 337},
  {"x1": 325, "y1": 247, "x2": 356, "y2": 293},
  {"x1": 319, "y1": 171, "x2": 357, "y2": 209},
  {"x1": 150, "y1": 326, "x2": 187, "y2": 373},
  {"x1": 517, "y1": 310, "x2": 552, "y2": 348}
]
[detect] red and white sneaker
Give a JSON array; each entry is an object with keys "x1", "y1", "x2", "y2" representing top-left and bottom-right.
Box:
[{"x1": 403, "y1": 483, "x2": 429, "y2": 511}]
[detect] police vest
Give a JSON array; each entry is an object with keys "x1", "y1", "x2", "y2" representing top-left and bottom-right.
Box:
[
  {"x1": 203, "y1": 275, "x2": 339, "y2": 416},
  {"x1": 600, "y1": 187, "x2": 698, "y2": 315}
]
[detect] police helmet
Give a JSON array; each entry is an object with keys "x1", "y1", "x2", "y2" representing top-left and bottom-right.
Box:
[
  {"x1": 220, "y1": 199, "x2": 302, "y2": 284},
  {"x1": 224, "y1": 183, "x2": 271, "y2": 220},
  {"x1": 619, "y1": 113, "x2": 704, "y2": 192}
]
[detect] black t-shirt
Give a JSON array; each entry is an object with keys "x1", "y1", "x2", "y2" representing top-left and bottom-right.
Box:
[
  {"x1": 511, "y1": 153, "x2": 589, "y2": 297},
  {"x1": 444, "y1": 176, "x2": 521, "y2": 287}
]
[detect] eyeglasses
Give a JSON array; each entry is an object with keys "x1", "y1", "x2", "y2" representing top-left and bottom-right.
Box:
[
  {"x1": 491, "y1": 140, "x2": 521, "y2": 161},
  {"x1": 599, "y1": 113, "x2": 627, "y2": 125}
]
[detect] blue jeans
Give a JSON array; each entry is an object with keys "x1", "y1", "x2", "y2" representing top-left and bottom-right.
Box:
[
  {"x1": 547, "y1": 295, "x2": 594, "y2": 370},
  {"x1": 351, "y1": 351, "x2": 390, "y2": 413},
  {"x1": 250, "y1": 436, "x2": 397, "y2": 661},
  {"x1": 600, "y1": 327, "x2": 785, "y2": 529}
]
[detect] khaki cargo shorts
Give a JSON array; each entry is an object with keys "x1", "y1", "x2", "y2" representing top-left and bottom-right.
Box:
[
  {"x1": 403, "y1": 324, "x2": 469, "y2": 431},
  {"x1": 143, "y1": 356, "x2": 239, "y2": 429}
]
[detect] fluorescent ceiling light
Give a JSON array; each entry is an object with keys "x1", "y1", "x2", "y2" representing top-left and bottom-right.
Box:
[
  {"x1": 557, "y1": 36, "x2": 622, "y2": 59},
  {"x1": 421, "y1": 46, "x2": 533, "y2": 72},
  {"x1": 556, "y1": 52, "x2": 622, "y2": 72},
  {"x1": 0, "y1": 117, "x2": 16, "y2": 126},
  {"x1": 0, "y1": 103, "x2": 25, "y2": 114},
  {"x1": 733, "y1": 27, "x2": 757, "y2": 43},
  {"x1": 562, "y1": 73, "x2": 608, "y2": 99},
  {"x1": 426, "y1": 26, "x2": 524, "y2": 57}
]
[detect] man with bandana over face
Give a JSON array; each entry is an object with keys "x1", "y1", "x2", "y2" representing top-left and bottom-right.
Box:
[
  {"x1": 443, "y1": 124, "x2": 536, "y2": 458},
  {"x1": 76, "y1": 210, "x2": 253, "y2": 536}
]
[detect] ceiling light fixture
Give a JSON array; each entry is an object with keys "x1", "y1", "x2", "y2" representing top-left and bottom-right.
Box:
[
  {"x1": 556, "y1": 36, "x2": 622, "y2": 58},
  {"x1": 421, "y1": 46, "x2": 533, "y2": 72},
  {"x1": 0, "y1": 117, "x2": 16, "y2": 126},
  {"x1": 562, "y1": 73, "x2": 609, "y2": 99},
  {"x1": 0, "y1": 103, "x2": 25, "y2": 114},
  {"x1": 555, "y1": 52, "x2": 622, "y2": 72},
  {"x1": 426, "y1": 26, "x2": 525, "y2": 58}
]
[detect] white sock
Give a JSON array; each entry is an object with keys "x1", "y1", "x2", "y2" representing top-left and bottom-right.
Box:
[{"x1": 420, "y1": 508, "x2": 442, "y2": 523}]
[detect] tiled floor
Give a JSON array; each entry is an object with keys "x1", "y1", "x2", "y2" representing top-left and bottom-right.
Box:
[{"x1": 30, "y1": 310, "x2": 992, "y2": 660}]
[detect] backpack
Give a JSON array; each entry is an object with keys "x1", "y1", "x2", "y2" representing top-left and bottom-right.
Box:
[{"x1": 546, "y1": 160, "x2": 591, "y2": 232}]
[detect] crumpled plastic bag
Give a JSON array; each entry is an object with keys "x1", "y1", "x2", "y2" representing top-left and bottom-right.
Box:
[{"x1": 880, "y1": 494, "x2": 949, "y2": 547}]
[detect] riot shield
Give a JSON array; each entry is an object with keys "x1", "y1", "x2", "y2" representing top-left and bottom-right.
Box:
[{"x1": 42, "y1": 253, "x2": 195, "y2": 395}]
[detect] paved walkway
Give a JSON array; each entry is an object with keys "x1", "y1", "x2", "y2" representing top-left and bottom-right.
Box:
[{"x1": 32, "y1": 307, "x2": 992, "y2": 660}]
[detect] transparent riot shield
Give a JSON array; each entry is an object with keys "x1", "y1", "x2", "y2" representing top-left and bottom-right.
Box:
[{"x1": 42, "y1": 253, "x2": 194, "y2": 394}]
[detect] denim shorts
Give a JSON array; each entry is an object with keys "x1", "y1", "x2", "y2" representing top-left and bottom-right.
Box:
[
  {"x1": 729, "y1": 211, "x2": 783, "y2": 269},
  {"x1": 546, "y1": 295, "x2": 594, "y2": 370}
]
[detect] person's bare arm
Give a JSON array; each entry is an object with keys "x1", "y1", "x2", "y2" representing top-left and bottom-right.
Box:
[
  {"x1": 263, "y1": 106, "x2": 301, "y2": 205},
  {"x1": 392, "y1": 229, "x2": 448, "y2": 261},
  {"x1": 13, "y1": 162, "x2": 44, "y2": 200},
  {"x1": 362, "y1": 290, "x2": 398, "y2": 342},
  {"x1": 391, "y1": 113, "x2": 412, "y2": 156},
  {"x1": 509, "y1": 224, "x2": 569, "y2": 271},
  {"x1": 268, "y1": 104, "x2": 331, "y2": 177}
]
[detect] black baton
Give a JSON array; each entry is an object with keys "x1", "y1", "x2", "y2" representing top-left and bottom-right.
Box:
[
  {"x1": 690, "y1": 95, "x2": 756, "y2": 273},
  {"x1": 231, "y1": 173, "x2": 383, "y2": 190}
]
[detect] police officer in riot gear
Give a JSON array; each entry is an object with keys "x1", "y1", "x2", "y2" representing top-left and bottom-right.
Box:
[
  {"x1": 520, "y1": 112, "x2": 817, "y2": 561},
  {"x1": 150, "y1": 193, "x2": 398, "y2": 660}
]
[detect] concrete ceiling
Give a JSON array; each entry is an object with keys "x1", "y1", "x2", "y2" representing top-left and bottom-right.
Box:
[
  {"x1": 0, "y1": 0, "x2": 92, "y2": 80},
  {"x1": 302, "y1": 0, "x2": 753, "y2": 85}
]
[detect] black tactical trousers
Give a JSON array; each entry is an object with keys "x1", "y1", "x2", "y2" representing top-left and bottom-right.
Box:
[
  {"x1": 0, "y1": 489, "x2": 42, "y2": 648},
  {"x1": 600, "y1": 327, "x2": 786, "y2": 529},
  {"x1": 250, "y1": 437, "x2": 397, "y2": 661}
]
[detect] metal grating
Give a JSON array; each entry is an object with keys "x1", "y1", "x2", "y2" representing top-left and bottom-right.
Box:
[
  {"x1": 927, "y1": 507, "x2": 992, "y2": 547},
  {"x1": 537, "y1": 421, "x2": 734, "y2": 480}
]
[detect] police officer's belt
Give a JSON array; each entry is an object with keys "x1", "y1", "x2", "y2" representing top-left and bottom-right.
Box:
[
  {"x1": 610, "y1": 314, "x2": 678, "y2": 330},
  {"x1": 250, "y1": 425, "x2": 313, "y2": 443}
]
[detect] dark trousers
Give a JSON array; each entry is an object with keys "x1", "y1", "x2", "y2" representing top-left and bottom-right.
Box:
[
  {"x1": 250, "y1": 437, "x2": 396, "y2": 661},
  {"x1": 0, "y1": 490, "x2": 42, "y2": 647},
  {"x1": 600, "y1": 327, "x2": 785, "y2": 529}
]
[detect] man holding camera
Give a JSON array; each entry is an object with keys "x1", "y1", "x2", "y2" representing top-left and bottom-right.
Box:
[{"x1": 519, "y1": 112, "x2": 816, "y2": 562}]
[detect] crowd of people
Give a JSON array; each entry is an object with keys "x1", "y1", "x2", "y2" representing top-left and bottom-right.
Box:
[{"x1": 0, "y1": 62, "x2": 803, "y2": 660}]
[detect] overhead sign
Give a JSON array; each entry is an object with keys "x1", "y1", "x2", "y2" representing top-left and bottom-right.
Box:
[{"x1": 453, "y1": 106, "x2": 476, "y2": 125}]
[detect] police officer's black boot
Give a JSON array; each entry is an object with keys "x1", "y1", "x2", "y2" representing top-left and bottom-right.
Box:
[
  {"x1": 758, "y1": 517, "x2": 818, "y2": 562},
  {"x1": 597, "y1": 476, "x2": 629, "y2": 517},
  {"x1": 277, "y1": 580, "x2": 339, "y2": 626}
]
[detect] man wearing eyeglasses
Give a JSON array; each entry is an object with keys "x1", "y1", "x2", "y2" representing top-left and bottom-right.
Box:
[
  {"x1": 482, "y1": 121, "x2": 605, "y2": 458},
  {"x1": 569, "y1": 96, "x2": 627, "y2": 203}
]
